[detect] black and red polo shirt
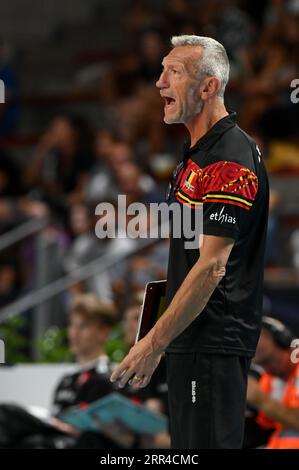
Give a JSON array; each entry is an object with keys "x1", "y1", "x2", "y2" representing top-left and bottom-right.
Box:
[{"x1": 165, "y1": 111, "x2": 269, "y2": 357}]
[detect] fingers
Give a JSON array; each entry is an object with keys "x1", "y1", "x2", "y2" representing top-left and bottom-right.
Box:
[
  {"x1": 118, "y1": 368, "x2": 137, "y2": 388},
  {"x1": 110, "y1": 360, "x2": 129, "y2": 384},
  {"x1": 216, "y1": 268, "x2": 225, "y2": 278},
  {"x1": 111, "y1": 361, "x2": 138, "y2": 388},
  {"x1": 129, "y1": 374, "x2": 144, "y2": 386},
  {"x1": 138, "y1": 376, "x2": 150, "y2": 388},
  {"x1": 110, "y1": 344, "x2": 158, "y2": 389},
  {"x1": 111, "y1": 364, "x2": 149, "y2": 389},
  {"x1": 130, "y1": 374, "x2": 151, "y2": 389},
  {"x1": 128, "y1": 373, "x2": 151, "y2": 388},
  {"x1": 213, "y1": 262, "x2": 226, "y2": 279}
]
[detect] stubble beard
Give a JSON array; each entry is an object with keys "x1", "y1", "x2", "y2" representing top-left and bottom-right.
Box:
[{"x1": 164, "y1": 85, "x2": 203, "y2": 125}]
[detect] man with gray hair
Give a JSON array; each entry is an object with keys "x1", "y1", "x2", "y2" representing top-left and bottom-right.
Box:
[{"x1": 111, "y1": 35, "x2": 269, "y2": 449}]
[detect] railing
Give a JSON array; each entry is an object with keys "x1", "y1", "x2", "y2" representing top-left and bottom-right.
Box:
[
  {"x1": 0, "y1": 217, "x2": 48, "y2": 252},
  {"x1": 0, "y1": 238, "x2": 160, "y2": 323},
  {"x1": 0, "y1": 218, "x2": 170, "y2": 322},
  {"x1": 0, "y1": 217, "x2": 169, "y2": 359}
]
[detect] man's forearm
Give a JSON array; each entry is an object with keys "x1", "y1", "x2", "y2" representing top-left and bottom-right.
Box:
[{"x1": 146, "y1": 258, "x2": 224, "y2": 353}]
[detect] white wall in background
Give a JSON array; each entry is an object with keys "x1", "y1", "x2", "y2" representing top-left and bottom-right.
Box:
[{"x1": 0, "y1": 364, "x2": 74, "y2": 409}]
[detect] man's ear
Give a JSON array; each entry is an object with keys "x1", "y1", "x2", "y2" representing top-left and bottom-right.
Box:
[{"x1": 200, "y1": 77, "x2": 221, "y2": 100}]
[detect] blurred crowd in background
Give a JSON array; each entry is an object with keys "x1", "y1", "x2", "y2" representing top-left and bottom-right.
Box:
[
  {"x1": 0, "y1": 0, "x2": 299, "y2": 450},
  {"x1": 0, "y1": 0, "x2": 298, "y2": 353}
]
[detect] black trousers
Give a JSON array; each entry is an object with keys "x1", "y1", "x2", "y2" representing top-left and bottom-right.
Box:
[{"x1": 165, "y1": 352, "x2": 251, "y2": 449}]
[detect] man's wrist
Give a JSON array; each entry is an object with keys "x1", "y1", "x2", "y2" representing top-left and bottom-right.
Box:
[{"x1": 145, "y1": 326, "x2": 169, "y2": 355}]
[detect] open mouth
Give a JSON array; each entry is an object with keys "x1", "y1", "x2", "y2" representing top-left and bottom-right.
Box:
[{"x1": 164, "y1": 96, "x2": 176, "y2": 109}]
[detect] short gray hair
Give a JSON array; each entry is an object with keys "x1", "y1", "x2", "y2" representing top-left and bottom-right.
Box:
[{"x1": 171, "y1": 35, "x2": 230, "y2": 98}]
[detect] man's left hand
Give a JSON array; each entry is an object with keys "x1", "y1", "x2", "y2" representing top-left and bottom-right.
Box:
[{"x1": 110, "y1": 336, "x2": 163, "y2": 389}]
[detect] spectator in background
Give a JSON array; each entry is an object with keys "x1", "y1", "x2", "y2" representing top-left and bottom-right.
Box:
[
  {"x1": 162, "y1": 0, "x2": 194, "y2": 36},
  {"x1": 24, "y1": 114, "x2": 94, "y2": 221},
  {"x1": 124, "y1": 0, "x2": 159, "y2": 48},
  {"x1": 64, "y1": 203, "x2": 105, "y2": 273},
  {"x1": 86, "y1": 137, "x2": 133, "y2": 205},
  {"x1": 119, "y1": 240, "x2": 169, "y2": 295},
  {"x1": 247, "y1": 316, "x2": 299, "y2": 449},
  {"x1": 2, "y1": 0, "x2": 299, "y2": 426},
  {"x1": 121, "y1": 303, "x2": 169, "y2": 419},
  {"x1": 71, "y1": 301, "x2": 170, "y2": 449},
  {"x1": 0, "y1": 294, "x2": 118, "y2": 449},
  {"x1": 51, "y1": 295, "x2": 117, "y2": 416},
  {"x1": 239, "y1": 7, "x2": 299, "y2": 134},
  {"x1": 134, "y1": 28, "x2": 166, "y2": 86},
  {"x1": 0, "y1": 151, "x2": 21, "y2": 197},
  {"x1": 0, "y1": 142, "x2": 48, "y2": 237},
  {"x1": 243, "y1": 362, "x2": 275, "y2": 449},
  {"x1": 264, "y1": 188, "x2": 281, "y2": 267},
  {"x1": 263, "y1": 0, "x2": 285, "y2": 30},
  {"x1": 218, "y1": 0, "x2": 254, "y2": 55},
  {"x1": 291, "y1": 228, "x2": 299, "y2": 279},
  {"x1": 0, "y1": 150, "x2": 23, "y2": 232},
  {"x1": 64, "y1": 203, "x2": 116, "y2": 301},
  {"x1": 114, "y1": 160, "x2": 161, "y2": 204},
  {"x1": 108, "y1": 302, "x2": 170, "y2": 449},
  {"x1": 117, "y1": 82, "x2": 165, "y2": 154},
  {"x1": 0, "y1": 263, "x2": 20, "y2": 307},
  {"x1": 0, "y1": 37, "x2": 20, "y2": 136},
  {"x1": 64, "y1": 197, "x2": 142, "y2": 304}
]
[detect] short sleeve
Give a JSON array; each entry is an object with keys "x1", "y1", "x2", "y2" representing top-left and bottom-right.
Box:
[{"x1": 201, "y1": 160, "x2": 258, "y2": 239}]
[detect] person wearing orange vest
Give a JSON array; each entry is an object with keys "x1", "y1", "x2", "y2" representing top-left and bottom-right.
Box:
[{"x1": 247, "y1": 316, "x2": 299, "y2": 449}]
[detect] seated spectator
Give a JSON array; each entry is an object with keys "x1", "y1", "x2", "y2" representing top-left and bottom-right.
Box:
[
  {"x1": 120, "y1": 302, "x2": 169, "y2": 449},
  {"x1": 121, "y1": 302, "x2": 169, "y2": 420},
  {"x1": 64, "y1": 200, "x2": 140, "y2": 302},
  {"x1": 243, "y1": 362, "x2": 275, "y2": 449},
  {"x1": 291, "y1": 228, "x2": 299, "y2": 278},
  {"x1": 0, "y1": 294, "x2": 117, "y2": 448},
  {"x1": 0, "y1": 263, "x2": 20, "y2": 308},
  {"x1": 51, "y1": 295, "x2": 117, "y2": 415},
  {"x1": 114, "y1": 161, "x2": 161, "y2": 204},
  {"x1": 264, "y1": 189, "x2": 281, "y2": 267},
  {"x1": 24, "y1": 114, "x2": 94, "y2": 221},
  {"x1": 0, "y1": 38, "x2": 20, "y2": 136},
  {"x1": 0, "y1": 151, "x2": 21, "y2": 197},
  {"x1": 265, "y1": 140, "x2": 299, "y2": 172},
  {"x1": 239, "y1": 11, "x2": 299, "y2": 134},
  {"x1": 76, "y1": 302, "x2": 170, "y2": 449},
  {"x1": 0, "y1": 149, "x2": 49, "y2": 234},
  {"x1": 246, "y1": 316, "x2": 299, "y2": 449},
  {"x1": 85, "y1": 138, "x2": 133, "y2": 205}
]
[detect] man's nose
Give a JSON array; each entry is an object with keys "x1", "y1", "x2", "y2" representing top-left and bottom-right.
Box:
[{"x1": 156, "y1": 71, "x2": 168, "y2": 89}]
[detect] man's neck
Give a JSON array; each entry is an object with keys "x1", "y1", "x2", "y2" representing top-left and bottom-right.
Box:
[{"x1": 186, "y1": 101, "x2": 228, "y2": 147}]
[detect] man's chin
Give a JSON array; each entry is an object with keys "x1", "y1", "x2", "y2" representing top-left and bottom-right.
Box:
[{"x1": 164, "y1": 113, "x2": 181, "y2": 124}]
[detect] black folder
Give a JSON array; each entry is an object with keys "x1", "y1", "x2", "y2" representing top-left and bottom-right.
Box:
[{"x1": 135, "y1": 280, "x2": 167, "y2": 343}]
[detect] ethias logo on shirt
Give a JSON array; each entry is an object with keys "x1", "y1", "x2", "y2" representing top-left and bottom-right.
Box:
[{"x1": 210, "y1": 206, "x2": 236, "y2": 225}]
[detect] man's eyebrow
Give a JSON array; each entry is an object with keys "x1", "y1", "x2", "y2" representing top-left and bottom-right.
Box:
[{"x1": 161, "y1": 61, "x2": 184, "y2": 69}]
